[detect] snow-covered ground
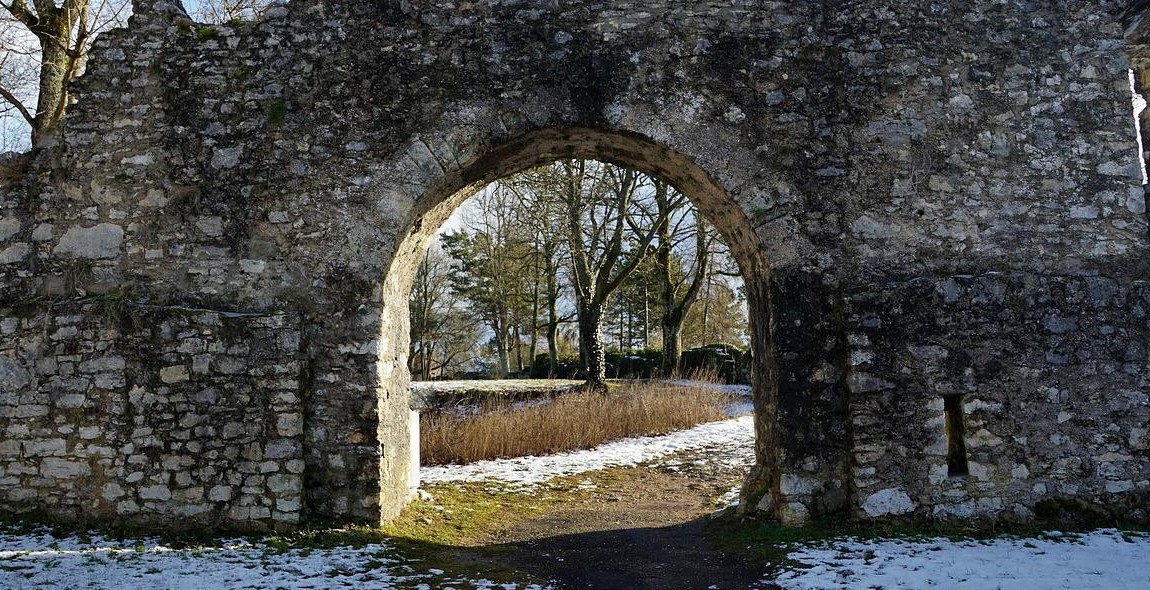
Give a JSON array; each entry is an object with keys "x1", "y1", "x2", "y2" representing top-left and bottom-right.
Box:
[
  {"x1": 0, "y1": 528, "x2": 546, "y2": 589},
  {"x1": 773, "y1": 529, "x2": 1150, "y2": 590},
  {"x1": 3, "y1": 397, "x2": 1149, "y2": 590}
]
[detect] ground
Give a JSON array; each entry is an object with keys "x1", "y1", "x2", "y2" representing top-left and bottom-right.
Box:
[{"x1": 1, "y1": 382, "x2": 1148, "y2": 589}]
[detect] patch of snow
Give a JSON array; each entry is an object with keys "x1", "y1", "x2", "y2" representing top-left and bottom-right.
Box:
[
  {"x1": 773, "y1": 529, "x2": 1150, "y2": 590},
  {"x1": 421, "y1": 415, "x2": 756, "y2": 487},
  {"x1": 0, "y1": 527, "x2": 550, "y2": 589}
]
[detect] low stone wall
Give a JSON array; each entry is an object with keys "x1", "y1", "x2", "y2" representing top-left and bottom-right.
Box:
[
  {"x1": 0, "y1": 300, "x2": 304, "y2": 530},
  {"x1": 848, "y1": 273, "x2": 1150, "y2": 522}
]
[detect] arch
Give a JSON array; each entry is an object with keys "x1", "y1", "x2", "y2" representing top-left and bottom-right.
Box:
[{"x1": 374, "y1": 127, "x2": 781, "y2": 518}]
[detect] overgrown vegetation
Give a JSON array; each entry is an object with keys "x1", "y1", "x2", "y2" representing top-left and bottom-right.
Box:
[{"x1": 420, "y1": 381, "x2": 730, "y2": 465}]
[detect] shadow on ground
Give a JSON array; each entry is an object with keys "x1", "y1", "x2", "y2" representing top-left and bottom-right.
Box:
[{"x1": 454, "y1": 516, "x2": 780, "y2": 590}]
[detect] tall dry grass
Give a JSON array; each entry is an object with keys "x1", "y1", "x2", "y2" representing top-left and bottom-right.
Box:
[{"x1": 420, "y1": 381, "x2": 730, "y2": 466}]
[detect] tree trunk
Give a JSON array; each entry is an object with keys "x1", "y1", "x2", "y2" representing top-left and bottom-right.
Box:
[
  {"x1": 578, "y1": 300, "x2": 607, "y2": 391},
  {"x1": 661, "y1": 315, "x2": 683, "y2": 377},
  {"x1": 546, "y1": 269, "x2": 560, "y2": 377}
]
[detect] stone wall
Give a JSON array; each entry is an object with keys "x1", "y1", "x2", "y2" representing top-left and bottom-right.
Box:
[
  {"x1": 847, "y1": 274, "x2": 1150, "y2": 521},
  {"x1": 0, "y1": 0, "x2": 1149, "y2": 529},
  {"x1": 0, "y1": 301, "x2": 304, "y2": 530}
]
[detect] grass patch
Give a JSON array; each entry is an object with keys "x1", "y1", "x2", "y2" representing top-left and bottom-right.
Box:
[
  {"x1": 420, "y1": 380, "x2": 730, "y2": 465},
  {"x1": 383, "y1": 482, "x2": 564, "y2": 547}
]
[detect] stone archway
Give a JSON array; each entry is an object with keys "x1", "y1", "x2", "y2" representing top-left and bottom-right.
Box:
[
  {"x1": 374, "y1": 127, "x2": 783, "y2": 521},
  {"x1": 1, "y1": 0, "x2": 1147, "y2": 532}
]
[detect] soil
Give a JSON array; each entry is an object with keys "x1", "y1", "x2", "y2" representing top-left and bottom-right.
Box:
[{"x1": 455, "y1": 460, "x2": 779, "y2": 590}]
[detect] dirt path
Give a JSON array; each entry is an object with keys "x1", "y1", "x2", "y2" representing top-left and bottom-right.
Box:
[{"x1": 471, "y1": 464, "x2": 776, "y2": 589}]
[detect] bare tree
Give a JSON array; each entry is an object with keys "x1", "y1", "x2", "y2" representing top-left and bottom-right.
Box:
[
  {"x1": 652, "y1": 180, "x2": 719, "y2": 375},
  {"x1": 190, "y1": 0, "x2": 269, "y2": 23},
  {"x1": 0, "y1": 0, "x2": 128, "y2": 149},
  {"x1": 500, "y1": 169, "x2": 574, "y2": 378},
  {"x1": 557, "y1": 160, "x2": 669, "y2": 391},
  {"x1": 408, "y1": 245, "x2": 481, "y2": 380},
  {"x1": 441, "y1": 184, "x2": 538, "y2": 378}
]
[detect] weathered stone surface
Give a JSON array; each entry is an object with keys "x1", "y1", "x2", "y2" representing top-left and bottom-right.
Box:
[
  {"x1": 52, "y1": 223, "x2": 124, "y2": 259},
  {"x1": 862, "y1": 488, "x2": 916, "y2": 518},
  {"x1": 0, "y1": 355, "x2": 30, "y2": 390},
  {"x1": 0, "y1": 303, "x2": 303, "y2": 530},
  {"x1": 0, "y1": 0, "x2": 1147, "y2": 532}
]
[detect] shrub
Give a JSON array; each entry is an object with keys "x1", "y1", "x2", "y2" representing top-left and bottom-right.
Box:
[{"x1": 680, "y1": 344, "x2": 750, "y2": 383}]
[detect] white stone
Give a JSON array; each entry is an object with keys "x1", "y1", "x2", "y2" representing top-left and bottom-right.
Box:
[
  {"x1": 1105, "y1": 480, "x2": 1134, "y2": 493},
  {"x1": 159, "y1": 365, "x2": 190, "y2": 384},
  {"x1": 102, "y1": 482, "x2": 125, "y2": 501},
  {"x1": 239, "y1": 259, "x2": 267, "y2": 274},
  {"x1": 196, "y1": 216, "x2": 224, "y2": 236},
  {"x1": 861, "y1": 488, "x2": 915, "y2": 517},
  {"x1": 949, "y1": 93, "x2": 975, "y2": 109},
  {"x1": 928, "y1": 463, "x2": 950, "y2": 485},
  {"x1": 121, "y1": 154, "x2": 154, "y2": 166},
  {"x1": 30, "y1": 223, "x2": 52, "y2": 241},
  {"x1": 265, "y1": 438, "x2": 300, "y2": 459},
  {"x1": 54, "y1": 394, "x2": 86, "y2": 408},
  {"x1": 41, "y1": 458, "x2": 90, "y2": 479},
  {"x1": 1069, "y1": 205, "x2": 1099, "y2": 219},
  {"x1": 781, "y1": 474, "x2": 821, "y2": 496},
  {"x1": 0, "y1": 243, "x2": 29, "y2": 264},
  {"x1": 850, "y1": 214, "x2": 898, "y2": 239},
  {"x1": 277, "y1": 497, "x2": 301, "y2": 512},
  {"x1": 139, "y1": 485, "x2": 172, "y2": 501},
  {"x1": 781, "y1": 502, "x2": 810, "y2": 524},
  {"x1": 53, "y1": 223, "x2": 124, "y2": 259},
  {"x1": 267, "y1": 474, "x2": 301, "y2": 494},
  {"x1": 0, "y1": 218, "x2": 19, "y2": 241},
  {"x1": 211, "y1": 146, "x2": 243, "y2": 169},
  {"x1": 1129, "y1": 428, "x2": 1149, "y2": 451},
  {"x1": 81, "y1": 356, "x2": 127, "y2": 373},
  {"x1": 0, "y1": 355, "x2": 31, "y2": 390},
  {"x1": 276, "y1": 413, "x2": 303, "y2": 437}
]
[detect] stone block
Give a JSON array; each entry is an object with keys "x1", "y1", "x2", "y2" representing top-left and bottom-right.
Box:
[
  {"x1": 209, "y1": 485, "x2": 233, "y2": 502},
  {"x1": 53, "y1": 223, "x2": 124, "y2": 259},
  {"x1": 138, "y1": 484, "x2": 172, "y2": 501},
  {"x1": 267, "y1": 474, "x2": 301, "y2": 494},
  {"x1": 861, "y1": 488, "x2": 915, "y2": 517},
  {"x1": 41, "y1": 458, "x2": 90, "y2": 479},
  {"x1": 159, "y1": 365, "x2": 189, "y2": 384}
]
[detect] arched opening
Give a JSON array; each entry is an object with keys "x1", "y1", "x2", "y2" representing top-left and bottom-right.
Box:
[{"x1": 373, "y1": 128, "x2": 781, "y2": 520}]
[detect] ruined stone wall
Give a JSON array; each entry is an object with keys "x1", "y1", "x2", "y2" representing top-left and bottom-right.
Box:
[
  {"x1": 0, "y1": 0, "x2": 1148, "y2": 529},
  {"x1": 0, "y1": 301, "x2": 303, "y2": 529},
  {"x1": 847, "y1": 274, "x2": 1150, "y2": 521}
]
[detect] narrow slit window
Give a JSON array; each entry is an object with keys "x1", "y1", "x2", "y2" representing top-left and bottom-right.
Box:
[{"x1": 943, "y1": 395, "x2": 969, "y2": 477}]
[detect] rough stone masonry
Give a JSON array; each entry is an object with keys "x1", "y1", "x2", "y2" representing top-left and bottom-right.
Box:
[{"x1": 0, "y1": 0, "x2": 1148, "y2": 530}]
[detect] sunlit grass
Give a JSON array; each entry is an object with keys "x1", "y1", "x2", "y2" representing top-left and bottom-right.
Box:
[{"x1": 420, "y1": 380, "x2": 730, "y2": 465}]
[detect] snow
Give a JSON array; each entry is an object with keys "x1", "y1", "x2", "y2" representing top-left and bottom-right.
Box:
[
  {"x1": 420, "y1": 415, "x2": 756, "y2": 488},
  {"x1": 0, "y1": 528, "x2": 548, "y2": 589},
  {"x1": 772, "y1": 529, "x2": 1150, "y2": 590},
  {"x1": 3, "y1": 391, "x2": 1149, "y2": 590}
]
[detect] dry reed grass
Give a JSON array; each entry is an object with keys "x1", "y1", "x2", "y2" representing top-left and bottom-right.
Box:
[{"x1": 420, "y1": 380, "x2": 730, "y2": 466}]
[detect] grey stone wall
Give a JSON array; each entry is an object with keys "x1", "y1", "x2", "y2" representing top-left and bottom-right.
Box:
[
  {"x1": 847, "y1": 274, "x2": 1150, "y2": 521},
  {"x1": 0, "y1": 0, "x2": 1148, "y2": 528},
  {"x1": 0, "y1": 301, "x2": 303, "y2": 530}
]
